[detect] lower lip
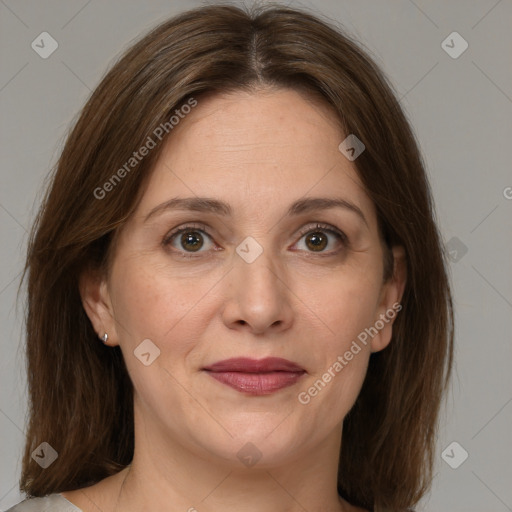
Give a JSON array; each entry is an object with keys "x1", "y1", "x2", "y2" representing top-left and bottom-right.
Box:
[{"x1": 205, "y1": 371, "x2": 305, "y2": 395}]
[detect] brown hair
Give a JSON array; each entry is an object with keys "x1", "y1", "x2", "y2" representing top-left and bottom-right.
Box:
[{"x1": 18, "y1": 3, "x2": 453, "y2": 511}]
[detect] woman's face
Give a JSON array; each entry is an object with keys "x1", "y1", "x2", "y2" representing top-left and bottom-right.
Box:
[{"x1": 83, "y1": 88, "x2": 404, "y2": 468}]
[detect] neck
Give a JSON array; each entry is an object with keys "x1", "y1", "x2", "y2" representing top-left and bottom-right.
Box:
[{"x1": 113, "y1": 409, "x2": 347, "y2": 512}]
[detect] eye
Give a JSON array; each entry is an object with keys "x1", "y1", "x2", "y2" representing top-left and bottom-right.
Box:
[
  {"x1": 293, "y1": 223, "x2": 348, "y2": 255},
  {"x1": 162, "y1": 222, "x2": 348, "y2": 258},
  {"x1": 162, "y1": 223, "x2": 216, "y2": 257}
]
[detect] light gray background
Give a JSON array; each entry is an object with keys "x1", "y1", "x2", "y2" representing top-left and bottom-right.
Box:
[{"x1": 1, "y1": 1, "x2": 511, "y2": 510}]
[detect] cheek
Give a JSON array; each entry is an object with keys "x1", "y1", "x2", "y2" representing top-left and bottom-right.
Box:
[
  {"x1": 296, "y1": 318, "x2": 372, "y2": 431},
  {"x1": 109, "y1": 254, "x2": 220, "y2": 395},
  {"x1": 294, "y1": 269, "x2": 380, "y2": 415},
  {"x1": 110, "y1": 259, "x2": 207, "y2": 425},
  {"x1": 111, "y1": 255, "x2": 201, "y2": 344},
  {"x1": 300, "y1": 261, "x2": 382, "y2": 345}
]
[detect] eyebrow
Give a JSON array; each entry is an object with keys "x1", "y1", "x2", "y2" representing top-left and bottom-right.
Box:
[{"x1": 144, "y1": 196, "x2": 367, "y2": 225}]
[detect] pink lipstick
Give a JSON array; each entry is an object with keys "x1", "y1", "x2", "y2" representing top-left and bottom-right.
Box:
[{"x1": 203, "y1": 357, "x2": 305, "y2": 395}]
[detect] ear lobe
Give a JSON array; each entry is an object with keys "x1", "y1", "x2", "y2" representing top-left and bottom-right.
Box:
[
  {"x1": 370, "y1": 245, "x2": 407, "y2": 353},
  {"x1": 79, "y1": 268, "x2": 119, "y2": 345}
]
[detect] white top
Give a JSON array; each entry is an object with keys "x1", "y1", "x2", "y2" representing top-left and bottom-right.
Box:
[{"x1": 6, "y1": 494, "x2": 81, "y2": 511}]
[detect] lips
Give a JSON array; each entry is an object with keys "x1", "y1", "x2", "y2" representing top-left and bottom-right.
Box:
[
  {"x1": 203, "y1": 357, "x2": 304, "y2": 373},
  {"x1": 203, "y1": 357, "x2": 306, "y2": 395}
]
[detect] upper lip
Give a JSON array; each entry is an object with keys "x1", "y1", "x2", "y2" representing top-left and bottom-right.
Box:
[{"x1": 203, "y1": 357, "x2": 304, "y2": 373}]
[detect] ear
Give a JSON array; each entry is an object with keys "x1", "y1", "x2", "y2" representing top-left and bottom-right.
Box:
[
  {"x1": 370, "y1": 245, "x2": 407, "y2": 353},
  {"x1": 79, "y1": 267, "x2": 120, "y2": 346}
]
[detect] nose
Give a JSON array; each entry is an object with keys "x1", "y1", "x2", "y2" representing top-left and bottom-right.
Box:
[{"x1": 221, "y1": 248, "x2": 294, "y2": 335}]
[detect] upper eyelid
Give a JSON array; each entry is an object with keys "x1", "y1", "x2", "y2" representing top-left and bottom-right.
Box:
[
  {"x1": 165, "y1": 221, "x2": 345, "y2": 237},
  {"x1": 296, "y1": 222, "x2": 346, "y2": 237}
]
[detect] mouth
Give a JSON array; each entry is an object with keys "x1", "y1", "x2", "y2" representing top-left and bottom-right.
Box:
[{"x1": 202, "y1": 357, "x2": 306, "y2": 395}]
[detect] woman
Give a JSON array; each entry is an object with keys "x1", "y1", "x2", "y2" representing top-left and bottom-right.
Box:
[{"x1": 10, "y1": 3, "x2": 453, "y2": 511}]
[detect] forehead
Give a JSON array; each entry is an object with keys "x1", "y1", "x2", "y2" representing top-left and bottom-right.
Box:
[{"x1": 134, "y1": 88, "x2": 375, "y2": 225}]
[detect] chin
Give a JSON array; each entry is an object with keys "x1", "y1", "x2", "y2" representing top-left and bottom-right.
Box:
[{"x1": 186, "y1": 417, "x2": 309, "y2": 469}]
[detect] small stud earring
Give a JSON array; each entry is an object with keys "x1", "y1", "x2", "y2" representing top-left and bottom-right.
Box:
[{"x1": 100, "y1": 333, "x2": 108, "y2": 344}]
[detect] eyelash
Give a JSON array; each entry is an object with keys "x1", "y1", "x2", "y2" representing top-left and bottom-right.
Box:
[{"x1": 162, "y1": 222, "x2": 349, "y2": 259}]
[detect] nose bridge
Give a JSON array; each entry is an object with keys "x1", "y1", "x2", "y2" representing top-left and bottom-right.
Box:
[
  {"x1": 234, "y1": 235, "x2": 284, "y2": 296},
  {"x1": 223, "y1": 235, "x2": 292, "y2": 332}
]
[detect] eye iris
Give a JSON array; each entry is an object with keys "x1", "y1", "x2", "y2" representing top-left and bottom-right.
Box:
[
  {"x1": 181, "y1": 231, "x2": 203, "y2": 252},
  {"x1": 306, "y1": 231, "x2": 327, "y2": 251}
]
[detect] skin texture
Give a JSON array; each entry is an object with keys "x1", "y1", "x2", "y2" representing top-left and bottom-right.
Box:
[{"x1": 66, "y1": 88, "x2": 406, "y2": 512}]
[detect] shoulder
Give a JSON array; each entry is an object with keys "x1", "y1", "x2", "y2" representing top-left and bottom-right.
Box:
[{"x1": 5, "y1": 494, "x2": 82, "y2": 512}]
